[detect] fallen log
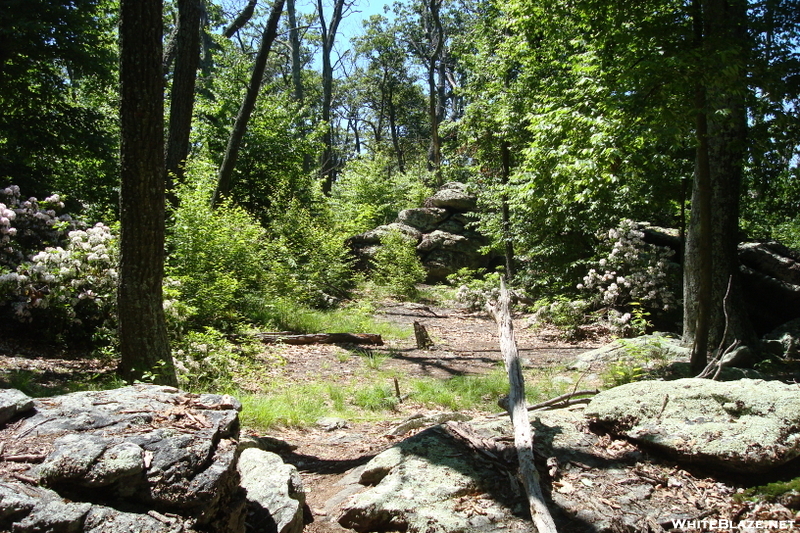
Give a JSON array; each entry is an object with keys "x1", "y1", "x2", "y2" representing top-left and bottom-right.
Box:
[
  {"x1": 487, "y1": 277, "x2": 559, "y2": 533},
  {"x1": 254, "y1": 332, "x2": 383, "y2": 346}
]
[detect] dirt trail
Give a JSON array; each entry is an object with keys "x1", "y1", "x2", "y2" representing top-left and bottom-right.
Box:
[{"x1": 257, "y1": 302, "x2": 604, "y2": 532}]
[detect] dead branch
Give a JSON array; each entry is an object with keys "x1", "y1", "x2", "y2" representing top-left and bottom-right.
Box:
[
  {"x1": 487, "y1": 278, "x2": 559, "y2": 533},
  {"x1": 527, "y1": 389, "x2": 599, "y2": 412},
  {"x1": 255, "y1": 332, "x2": 383, "y2": 346}
]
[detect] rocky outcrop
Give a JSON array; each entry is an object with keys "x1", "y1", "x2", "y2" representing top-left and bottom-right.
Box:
[
  {"x1": 348, "y1": 182, "x2": 494, "y2": 282},
  {"x1": 327, "y1": 407, "x2": 769, "y2": 532},
  {"x1": 586, "y1": 378, "x2": 800, "y2": 473},
  {"x1": 336, "y1": 421, "x2": 532, "y2": 533},
  {"x1": 0, "y1": 385, "x2": 305, "y2": 533}
]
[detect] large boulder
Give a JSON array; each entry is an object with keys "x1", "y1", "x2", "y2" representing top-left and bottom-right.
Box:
[
  {"x1": 0, "y1": 385, "x2": 248, "y2": 532},
  {"x1": 237, "y1": 445, "x2": 305, "y2": 533},
  {"x1": 424, "y1": 182, "x2": 478, "y2": 212},
  {"x1": 397, "y1": 207, "x2": 449, "y2": 232},
  {"x1": 586, "y1": 378, "x2": 800, "y2": 473},
  {"x1": 348, "y1": 182, "x2": 494, "y2": 282},
  {"x1": 337, "y1": 423, "x2": 532, "y2": 533}
]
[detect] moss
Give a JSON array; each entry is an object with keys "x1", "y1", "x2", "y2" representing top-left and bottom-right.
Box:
[{"x1": 735, "y1": 477, "x2": 800, "y2": 503}]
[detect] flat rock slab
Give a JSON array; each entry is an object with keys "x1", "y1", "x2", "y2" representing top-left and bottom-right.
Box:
[
  {"x1": 0, "y1": 384, "x2": 245, "y2": 532},
  {"x1": 586, "y1": 378, "x2": 800, "y2": 473},
  {"x1": 0, "y1": 388, "x2": 34, "y2": 425},
  {"x1": 337, "y1": 422, "x2": 533, "y2": 533}
]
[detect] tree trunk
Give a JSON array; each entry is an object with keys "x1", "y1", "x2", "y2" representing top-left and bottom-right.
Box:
[
  {"x1": 426, "y1": 0, "x2": 443, "y2": 185},
  {"x1": 165, "y1": 0, "x2": 202, "y2": 207},
  {"x1": 500, "y1": 139, "x2": 515, "y2": 280},
  {"x1": 318, "y1": 0, "x2": 347, "y2": 194},
  {"x1": 685, "y1": 0, "x2": 713, "y2": 374},
  {"x1": 223, "y1": 0, "x2": 257, "y2": 38},
  {"x1": 118, "y1": 0, "x2": 176, "y2": 386},
  {"x1": 683, "y1": 0, "x2": 756, "y2": 365},
  {"x1": 212, "y1": 0, "x2": 285, "y2": 207},
  {"x1": 488, "y1": 279, "x2": 558, "y2": 533}
]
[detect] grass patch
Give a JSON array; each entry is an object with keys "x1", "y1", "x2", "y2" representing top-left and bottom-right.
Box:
[
  {"x1": 409, "y1": 369, "x2": 509, "y2": 411},
  {"x1": 249, "y1": 298, "x2": 410, "y2": 339},
  {"x1": 237, "y1": 378, "x2": 404, "y2": 431}
]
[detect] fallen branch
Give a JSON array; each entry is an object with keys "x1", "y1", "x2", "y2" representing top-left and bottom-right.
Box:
[
  {"x1": 527, "y1": 389, "x2": 599, "y2": 412},
  {"x1": 254, "y1": 332, "x2": 383, "y2": 346},
  {"x1": 487, "y1": 278, "x2": 559, "y2": 533}
]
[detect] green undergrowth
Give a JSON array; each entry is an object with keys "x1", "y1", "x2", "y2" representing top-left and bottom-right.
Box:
[
  {"x1": 237, "y1": 364, "x2": 582, "y2": 431},
  {"x1": 250, "y1": 298, "x2": 410, "y2": 338},
  {"x1": 734, "y1": 477, "x2": 800, "y2": 504}
]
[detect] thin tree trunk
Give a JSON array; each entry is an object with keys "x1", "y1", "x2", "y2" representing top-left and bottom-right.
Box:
[
  {"x1": 118, "y1": 0, "x2": 176, "y2": 386},
  {"x1": 318, "y1": 0, "x2": 347, "y2": 194},
  {"x1": 223, "y1": 0, "x2": 257, "y2": 38},
  {"x1": 165, "y1": 0, "x2": 202, "y2": 207},
  {"x1": 212, "y1": 0, "x2": 285, "y2": 207},
  {"x1": 500, "y1": 139, "x2": 515, "y2": 280}
]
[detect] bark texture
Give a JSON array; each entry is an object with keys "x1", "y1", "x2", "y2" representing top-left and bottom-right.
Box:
[
  {"x1": 213, "y1": 0, "x2": 285, "y2": 206},
  {"x1": 165, "y1": 0, "x2": 202, "y2": 204},
  {"x1": 683, "y1": 0, "x2": 756, "y2": 363},
  {"x1": 118, "y1": 0, "x2": 176, "y2": 385}
]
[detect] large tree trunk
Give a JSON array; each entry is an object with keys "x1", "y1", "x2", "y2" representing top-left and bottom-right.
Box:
[
  {"x1": 212, "y1": 0, "x2": 285, "y2": 207},
  {"x1": 165, "y1": 0, "x2": 202, "y2": 207},
  {"x1": 683, "y1": 0, "x2": 755, "y2": 366},
  {"x1": 118, "y1": 0, "x2": 176, "y2": 385}
]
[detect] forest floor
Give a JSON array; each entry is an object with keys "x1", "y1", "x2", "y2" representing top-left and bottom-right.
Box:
[{"x1": 1, "y1": 300, "x2": 798, "y2": 531}]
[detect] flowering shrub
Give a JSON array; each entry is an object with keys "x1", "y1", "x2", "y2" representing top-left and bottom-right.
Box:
[
  {"x1": 578, "y1": 219, "x2": 680, "y2": 335},
  {"x1": 0, "y1": 222, "x2": 118, "y2": 336},
  {"x1": 1, "y1": 185, "x2": 78, "y2": 270}
]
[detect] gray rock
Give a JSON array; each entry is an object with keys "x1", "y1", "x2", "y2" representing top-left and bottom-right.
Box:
[
  {"x1": 83, "y1": 506, "x2": 192, "y2": 533},
  {"x1": 1, "y1": 385, "x2": 246, "y2": 532},
  {"x1": 397, "y1": 208, "x2": 449, "y2": 232},
  {"x1": 424, "y1": 182, "x2": 477, "y2": 211},
  {"x1": 12, "y1": 499, "x2": 91, "y2": 533},
  {"x1": 350, "y1": 223, "x2": 422, "y2": 246},
  {"x1": 316, "y1": 417, "x2": 348, "y2": 431},
  {"x1": 0, "y1": 388, "x2": 34, "y2": 425},
  {"x1": 0, "y1": 483, "x2": 58, "y2": 528},
  {"x1": 567, "y1": 334, "x2": 689, "y2": 371},
  {"x1": 586, "y1": 378, "x2": 800, "y2": 473},
  {"x1": 337, "y1": 424, "x2": 531, "y2": 533},
  {"x1": 237, "y1": 448, "x2": 305, "y2": 533},
  {"x1": 763, "y1": 317, "x2": 800, "y2": 359}
]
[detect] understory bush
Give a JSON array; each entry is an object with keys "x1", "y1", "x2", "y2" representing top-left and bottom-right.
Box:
[
  {"x1": 329, "y1": 154, "x2": 433, "y2": 235},
  {"x1": 167, "y1": 179, "x2": 269, "y2": 329},
  {"x1": 370, "y1": 228, "x2": 426, "y2": 299}
]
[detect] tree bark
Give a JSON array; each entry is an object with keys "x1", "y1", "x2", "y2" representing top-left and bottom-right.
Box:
[
  {"x1": 118, "y1": 0, "x2": 176, "y2": 385},
  {"x1": 317, "y1": 0, "x2": 348, "y2": 194},
  {"x1": 212, "y1": 0, "x2": 285, "y2": 207},
  {"x1": 223, "y1": 0, "x2": 257, "y2": 38},
  {"x1": 165, "y1": 0, "x2": 202, "y2": 207},
  {"x1": 683, "y1": 0, "x2": 756, "y2": 365}
]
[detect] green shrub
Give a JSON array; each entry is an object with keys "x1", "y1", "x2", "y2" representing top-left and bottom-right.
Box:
[
  {"x1": 371, "y1": 228, "x2": 426, "y2": 299},
  {"x1": 172, "y1": 327, "x2": 262, "y2": 391},
  {"x1": 167, "y1": 178, "x2": 269, "y2": 329},
  {"x1": 261, "y1": 200, "x2": 355, "y2": 308},
  {"x1": 528, "y1": 297, "x2": 591, "y2": 340},
  {"x1": 330, "y1": 154, "x2": 432, "y2": 235}
]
